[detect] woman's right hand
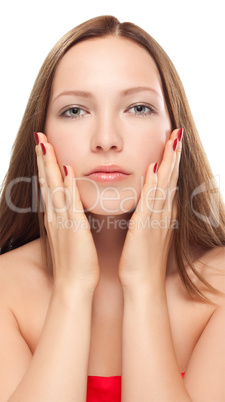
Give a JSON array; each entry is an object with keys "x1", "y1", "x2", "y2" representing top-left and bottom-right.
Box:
[{"x1": 35, "y1": 132, "x2": 100, "y2": 296}]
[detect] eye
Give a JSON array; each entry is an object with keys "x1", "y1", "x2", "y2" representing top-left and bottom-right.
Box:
[
  {"x1": 127, "y1": 104, "x2": 155, "y2": 117},
  {"x1": 60, "y1": 107, "x2": 87, "y2": 119}
]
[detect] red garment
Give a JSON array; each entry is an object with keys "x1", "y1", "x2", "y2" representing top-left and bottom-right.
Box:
[
  {"x1": 86, "y1": 374, "x2": 185, "y2": 401},
  {"x1": 87, "y1": 376, "x2": 121, "y2": 402}
]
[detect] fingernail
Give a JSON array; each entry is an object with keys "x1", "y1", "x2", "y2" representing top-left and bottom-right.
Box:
[
  {"x1": 34, "y1": 132, "x2": 39, "y2": 145},
  {"x1": 173, "y1": 138, "x2": 178, "y2": 151},
  {"x1": 40, "y1": 143, "x2": 46, "y2": 156},
  {"x1": 177, "y1": 128, "x2": 183, "y2": 142},
  {"x1": 153, "y1": 162, "x2": 158, "y2": 174},
  {"x1": 63, "y1": 165, "x2": 68, "y2": 176}
]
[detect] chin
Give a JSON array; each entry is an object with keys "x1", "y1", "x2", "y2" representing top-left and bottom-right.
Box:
[
  {"x1": 78, "y1": 185, "x2": 138, "y2": 216},
  {"x1": 82, "y1": 200, "x2": 136, "y2": 216}
]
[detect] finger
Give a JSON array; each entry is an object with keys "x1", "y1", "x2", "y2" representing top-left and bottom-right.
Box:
[
  {"x1": 157, "y1": 128, "x2": 181, "y2": 186},
  {"x1": 169, "y1": 129, "x2": 183, "y2": 195},
  {"x1": 40, "y1": 141, "x2": 67, "y2": 217},
  {"x1": 35, "y1": 133, "x2": 56, "y2": 224},
  {"x1": 35, "y1": 132, "x2": 48, "y2": 212},
  {"x1": 152, "y1": 128, "x2": 182, "y2": 216},
  {"x1": 63, "y1": 165, "x2": 86, "y2": 219},
  {"x1": 131, "y1": 162, "x2": 158, "y2": 223},
  {"x1": 152, "y1": 139, "x2": 177, "y2": 216},
  {"x1": 162, "y1": 129, "x2": 183, "y2": 217}
]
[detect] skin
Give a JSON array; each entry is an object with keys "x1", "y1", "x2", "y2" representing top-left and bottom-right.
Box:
[
  {"x1": 45, "y1": 36, "x2": 172, "y2": 215},
  {"x1": 43, "y1": 36, "x2": 176, "y2": 288},
  {"x1": 0, "y1": 36, "x2": 225, "y2": 401}
]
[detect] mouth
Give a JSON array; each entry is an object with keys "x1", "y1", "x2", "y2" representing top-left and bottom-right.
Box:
[{"x1": 85, "y1": 164, "x2": 131, "y2": 183}]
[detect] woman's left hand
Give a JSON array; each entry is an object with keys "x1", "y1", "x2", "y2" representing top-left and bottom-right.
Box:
[{"x1": 118, "y1": 128, "x2": 183, "y2": 291}]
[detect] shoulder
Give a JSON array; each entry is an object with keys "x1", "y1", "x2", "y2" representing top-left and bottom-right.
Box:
[
  {"x1": 201, "y1": 245, "x2": 225, "y2": 266},
  {"x1": 190, "y1": 245, "x2": 225, "y2": 306},
  {"x1": 0, "y1": 238, "x2": 52, "y2": 309},
  {"x1": 184, "y1": 249, "x2": 225, "y2": 397}
]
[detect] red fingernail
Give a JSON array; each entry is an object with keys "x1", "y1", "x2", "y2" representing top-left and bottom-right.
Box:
[
  {"x1": 177, "y1": 128, "x2": 183, "y2": 142},
  {"x1": 34, "y1": 132, "x2": 39, "y2": 145},
  {"x1": 153, "y1": 162, "x2": 158, "y2": 174},
  {"x1": 173, "y1": 138, "x2": 178, "y2": 151},
  {"x1": 40, "y1": 143, "x2": 46, "y2": 156},
  {"x1": 63, "y1": 165, "x2": 68, "y2": 176}
]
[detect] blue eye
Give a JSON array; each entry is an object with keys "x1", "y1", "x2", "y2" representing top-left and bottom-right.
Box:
[
  {"x1": 60, "y1": 104, "x2": 155, "y2": 119},
  {"x1": 60, "y1": 107, "x2": 86, "y2": 119},
  {"x1": 128, "y1": 104, "x2": 155, "y2": 116}
]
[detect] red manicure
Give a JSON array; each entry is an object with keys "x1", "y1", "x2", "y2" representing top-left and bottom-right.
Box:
[
  {"x1": 153, "y1": 162, "x2": 158, "y2": 174},
  {"x1": 63, "y1": 165, "x2": 68, "y2": 176},
  {"x1": 34, "y1": 132, "x2": 39, "y2": 145},
  {"x1": 173, "y1": 138, "x2": 178, "y2": 151},
  {"x1": 177, "y1": 128, "x2": 183, "y2": 142},
  {"x1": 40, "y1": 143, "x2": 46, "y2": 156}
]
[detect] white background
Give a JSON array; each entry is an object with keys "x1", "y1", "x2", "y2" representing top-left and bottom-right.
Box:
[{"x1": 0, "y1": 0, "x2": 224, "y2": 199}]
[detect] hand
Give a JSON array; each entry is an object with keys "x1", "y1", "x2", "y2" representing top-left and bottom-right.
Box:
[
  {"x1": 118, "y1": 128, "x2": 183, "y2": 291},
  {"x1": 35, "y1": 132, "x2": 100, "y2": 294}
]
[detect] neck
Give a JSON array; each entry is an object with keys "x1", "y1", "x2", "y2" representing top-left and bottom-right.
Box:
[{"x1": 85, "y1": 211, "x2": 133, "y2": 282}]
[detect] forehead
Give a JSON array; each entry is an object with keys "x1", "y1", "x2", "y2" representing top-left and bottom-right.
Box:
[{"x1": 51, "y1": 36, "x2": 163, "y2": 96}]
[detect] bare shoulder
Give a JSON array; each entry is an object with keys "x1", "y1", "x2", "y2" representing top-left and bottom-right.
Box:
[
  {"x1": 200, "y1": 245, "x2": 225, "y2": 267},
  {"x1": 0, "y1": 238, "x2": 52, "y2": 308},
  {"x1": 191, "y1": 245, "x2": 225, "y2": 306},
  {"x1": 184, "y1": 247, "x2": 225, "y2": 398}
]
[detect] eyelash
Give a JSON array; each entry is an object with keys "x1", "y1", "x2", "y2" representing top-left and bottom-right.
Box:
[
  {"x1": 128, "y1": 104, "x2": 156, "y2": 117},
  {"x1": 59, "y1": 104, "x2": 156, "y2": 120}
]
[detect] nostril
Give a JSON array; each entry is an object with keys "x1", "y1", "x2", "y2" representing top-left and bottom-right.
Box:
[
  {"x1": 95, "y1": 144, "x2": 117, "y2": 151},
  {"x1": 91, "y1": 133, "x2": 123, "y2": 152}
]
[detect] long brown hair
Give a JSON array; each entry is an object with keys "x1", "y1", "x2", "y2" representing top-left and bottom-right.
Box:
[{"x1": 1, "y1": 15, "x2": 225, "y2": 302}]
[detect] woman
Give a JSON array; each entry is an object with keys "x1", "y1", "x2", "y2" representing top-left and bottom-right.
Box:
[{"x1": 0, "y1": 15, "x2": 225, "y2": 401}]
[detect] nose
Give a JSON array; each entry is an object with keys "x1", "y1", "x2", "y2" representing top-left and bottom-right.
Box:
[{"x1": 90, "y1": 115, "x2": 123, "y2": 153}]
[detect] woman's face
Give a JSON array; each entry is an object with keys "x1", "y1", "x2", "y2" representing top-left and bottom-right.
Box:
[{"x1": 45, "y1": 36, "x2": 172, "y2": 215}]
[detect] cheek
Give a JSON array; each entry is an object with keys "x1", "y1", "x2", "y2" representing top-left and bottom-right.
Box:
[
  {"x1": 47, "y1": 136, "x2": 70, "y2": 175},
  {"x1": 45, "y1": 112, "x2": 92, "y2": 175},
  {"x1": 45, "y1": 124, "x2": 84, "y2": 177},
  {"x1": 133, "y1": 124, "x2": 170, "y2": 174}
]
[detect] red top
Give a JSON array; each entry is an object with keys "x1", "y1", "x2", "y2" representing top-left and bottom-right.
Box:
[{"x1": 86, "y1": 374, "x2": 185, "y2": 402}]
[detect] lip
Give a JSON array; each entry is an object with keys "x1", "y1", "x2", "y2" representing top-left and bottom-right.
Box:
[{"x1": 85, "y1": 164, "x2": 131, "y2": 182}]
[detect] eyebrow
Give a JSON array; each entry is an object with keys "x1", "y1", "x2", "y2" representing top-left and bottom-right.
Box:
[
  {"x1": 52, "y1": 86, "x2": 162, "y2": 103},
  {"x1": 120, "y1": 86, "x2": 162, "y2": 98}
]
